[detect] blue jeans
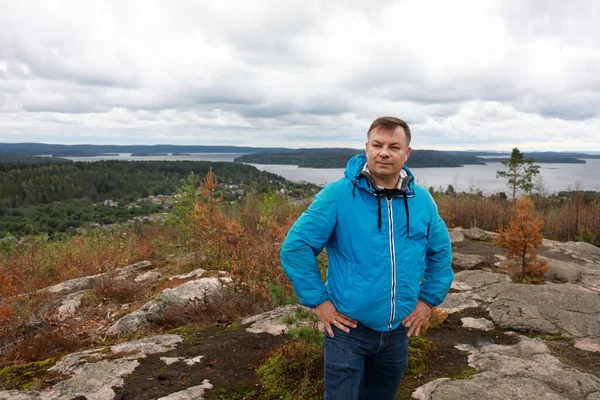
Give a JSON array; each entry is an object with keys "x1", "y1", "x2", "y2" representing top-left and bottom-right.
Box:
[{"x1": 324, "y1": 322, "x2": 409, "y2": 400}]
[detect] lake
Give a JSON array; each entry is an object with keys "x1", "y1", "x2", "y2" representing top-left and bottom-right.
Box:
[{"x1": 64, "y1": 153, "x2": 600, "y2": 194}]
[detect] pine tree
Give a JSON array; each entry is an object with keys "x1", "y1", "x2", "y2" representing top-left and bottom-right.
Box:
[
  {"x1": 496, "y1": 197, "x2": 549, "y2": 283},
  {"x1": 496, "y1": 148, "x2": 540, "y2": 201}
]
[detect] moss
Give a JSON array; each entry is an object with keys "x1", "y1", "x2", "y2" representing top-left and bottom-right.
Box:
[
  {"x1": 524, "y1": 332, "x2": 568, "y2": 341},
  {"x1": 454, "y1": 365, "x2": 479, "y2": 380},
  {"x1": 257, "y1": 341, "x2": 324, "y2": 399},
  {"x1": 406, "y1": 335, "x2": 434, "y2": 376},
  {"x1": 168, "y1": 325, "x2": 196, "y2": 340},
  {"x1": 0, "y1": 358, "x2": 68, "y2": 391},
  {"x1": 211, "y1": 380, "x2": 258, "y2": 399}
]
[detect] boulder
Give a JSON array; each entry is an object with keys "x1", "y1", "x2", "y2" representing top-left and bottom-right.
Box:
[
  {"x1": 46, "y1": 274, "x2": 103, "y2": 294},
  {"x1": 561, "y1": 242, "x2": 600, "y2": 263},
  {"x1": 541, "y1": 256, "x2": 582, "y2": 283},
  {"x1": 242, "y1": 305, "x2": 314, "y2": 335},
  {"x1": 412, "y1": 337, "x2": 600, "y2": 400},
  {"x1": 452, "y1": 253, "x2": 485, "y2": 270},
  {"x1": 483, "y1": 283, "x2": 600, "y2": 337},
  {"x1": 461, "y1": 317, "x2": 494, "y2": 331},
  {"x1": 57, "y1": 290, "x2": 88, "y2": 321},
  {"x1": 106, "y1": 276, "x2": 231, "y2": 336},
  {"x1": 452, "y1": 270, "x2": 511, "y2": 290},
  {"x1": 463, "y1": 228, "x2": 491, "y2": 241},
  {"x1": 575, "y1": 338, "x2": 600, "y2": 353},
  {"x1": 134, "y1": 270, "x2": 162, "y2": 283},
  {"x1": 155, "y1": 381, "x2": 213, "y2": 400},
  {"x1": 449, "y1": 230, "x2": 465, "y2": 244}
]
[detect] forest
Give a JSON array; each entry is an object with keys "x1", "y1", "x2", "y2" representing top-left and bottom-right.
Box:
[{"x1": 0, "y1": 160, "x2": 318, "y2": 237}]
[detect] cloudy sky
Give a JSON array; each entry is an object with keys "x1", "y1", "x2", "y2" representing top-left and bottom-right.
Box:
[{"x1": 1, "y1": 0, "x2": 599, "y2": 151}]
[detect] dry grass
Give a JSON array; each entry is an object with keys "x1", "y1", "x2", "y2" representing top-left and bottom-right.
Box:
[
  {"x1": 91, "y1": 274, "x2": 148, "y2": 304},
  {"x1": 155, "y1": 286, "x2": 272, "y2": 329}
]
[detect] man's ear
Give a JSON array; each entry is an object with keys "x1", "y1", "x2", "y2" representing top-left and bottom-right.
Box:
[
  {"x1": 365, "y1": 141, "x2": 369, "y2": 153},
  {"x1": 405, "y1": 146, "x2": 412, "y2": 161}
]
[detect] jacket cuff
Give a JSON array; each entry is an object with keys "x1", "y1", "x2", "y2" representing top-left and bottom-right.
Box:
[{"x1": 418, "y1": 297, "x2": 435, "y2": 308}]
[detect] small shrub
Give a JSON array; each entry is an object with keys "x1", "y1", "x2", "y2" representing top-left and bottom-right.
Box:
[
  {"x1": 426, "y1": 308, "x2": 449, "y2": 330},
  {"x1": 496, "y1": 197, "x2": 549, "y2": 283},
  {"x1": 8, "y1": 328, "x2": 84, "y2": 363},
  {"x1": 155, "y1": 286, "x2": 271, "y2": 329},
  {"x1": 286, "y1": 326, "x2": 324, "y2": 347},
  {"x1": 92, "y1": 274, "x2": 146, "y2": 304}
]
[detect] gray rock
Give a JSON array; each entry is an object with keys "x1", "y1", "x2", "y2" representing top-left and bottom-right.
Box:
[
  {"x1": 243, "y1": 305, "x2": 315, "y2": 335},
  {"x1": 156, "y1": 380, "x2": 213, "y2": 399},
  {"x1": 13, "y1": 335, "x2": 184, "y2": 400},
  {"x1": 45, "y1": 274, "x2": 103, "y2": 294},
  {"x1": 0, "y1": 392, "x2": 39, "y2": 400},
  {"x1": 439, "y1": 292, "x2": 481, "y2": 314},
  {"x1": 463, "y1": 228, "x2": 491, "y2": 241},
  {"x1": 115, "y1": 260, "x2": 153, "y2": 279},
  {"x1": 449, "y1": 230, "x2": 465, "y2": 244},
  {"x1": 412, "y1": 337, "x2": 600, "y2": 400},
  {"x1": 57, "y1": 290, "x2": 88, "y2": 321},
  {"x1": 134, "y1": 270, "x2": 162, "y2": 283},
  {"x1": 561, "y1": 242, "x2": 600, "y2": 262},
  {"x1": 484, "y1": 283, "x2": 600, "y2": 337},
  {"x1": 452, "y1": 253, "x2": 485, "y2": 270},
  {"x1": 575, "y1": 338, "x2": 600, "y2": 353},
  {"x1": 169, "y1": 268, "x2": 207, "y2": 280},
  {"x1": 541, "y1": 256, "x2": 582, "y2": 283},
  {"x1": 106, "y1": 276, "x2": 231, "y2": 336},
  {"x1": 146, "y1": 277, "x2": 231, "y2": 322},
  {"x1": 452, "y1": 270, "x2": 512, "y2": 289},
  {"x1": 461, "y1": 317, "x2": 494, "y2": 331},
  {"x1": 105, "y1": 309, "x2": 149, "y2": 336}
]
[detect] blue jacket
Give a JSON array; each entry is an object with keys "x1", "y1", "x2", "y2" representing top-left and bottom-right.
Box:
[{"x1": 280, "y1": 154, "x2": 453, "y2": 332}]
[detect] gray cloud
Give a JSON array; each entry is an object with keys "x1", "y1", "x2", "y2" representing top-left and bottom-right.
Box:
[{"x1": 0, "y1": 0, "x2": 599, "y2": 151}]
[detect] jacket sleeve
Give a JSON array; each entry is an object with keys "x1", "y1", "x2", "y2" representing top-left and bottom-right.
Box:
[
  {"x1": 419, "y1": 200, "x2": 454, "y2": 307},
  {"x1": 280, "y1": 185, "x2": 337, "y2": 308}
]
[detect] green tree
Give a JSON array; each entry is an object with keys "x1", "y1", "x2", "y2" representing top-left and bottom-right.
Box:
[{"x1": 496, "y1": 148, "x2": 540, "y2": 201}]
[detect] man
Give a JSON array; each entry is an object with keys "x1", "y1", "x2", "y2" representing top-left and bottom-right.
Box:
[{"x1": 280, "y1": 117, "x2": 453, "y2": 399}]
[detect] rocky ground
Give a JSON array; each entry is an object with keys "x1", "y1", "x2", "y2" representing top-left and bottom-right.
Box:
[{"x1": 1, "y1": 227, "x2": 600, "y2": 399}]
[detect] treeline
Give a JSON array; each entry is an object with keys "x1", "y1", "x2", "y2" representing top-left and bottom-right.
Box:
[
  {"x1": 0, "y1": 143, "x2": 287, "y2": 157},
  {"x1": 431, "y1": 188, "x2": 600, "y2": 246},
  {"x1": 0, "y1": 154, "x2": 71, "y2": 163},
  {"x1": 234, "y1": 149, "x2": 487, "y2": 168},
  {"x1": 0, "y1": 160, "x2": 317, "y2": 237}
]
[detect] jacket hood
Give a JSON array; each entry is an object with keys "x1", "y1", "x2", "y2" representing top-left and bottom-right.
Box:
[{"x1": 344, "y1": 154, "x2": 415, "y2": 193}]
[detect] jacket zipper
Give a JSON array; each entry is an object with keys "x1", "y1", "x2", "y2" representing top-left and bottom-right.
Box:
[{"x1": 387, "y1": 198, "x2": 396, "y2": 331}]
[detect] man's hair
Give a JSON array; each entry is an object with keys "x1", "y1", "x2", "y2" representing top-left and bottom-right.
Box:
[{"x1": 367, "y1": 117, "x2": 411, "y2": 145}]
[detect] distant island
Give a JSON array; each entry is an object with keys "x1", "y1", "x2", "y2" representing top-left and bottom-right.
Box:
[
  {"x1": 235, "y1": 149, "x2": 487, "y2": 168},
  {"x1": 1, "y1": 143, "x2": 599, "y2": 168}
]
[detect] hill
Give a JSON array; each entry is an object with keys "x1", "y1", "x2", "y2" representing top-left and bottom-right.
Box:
[{"x1": 235, "y1": 149, "x2": 487, "y2": 168}]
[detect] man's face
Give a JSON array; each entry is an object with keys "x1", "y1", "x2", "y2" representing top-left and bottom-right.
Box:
[{"x1": 365, "y1": 126, "x2": 411, "y2": 186}]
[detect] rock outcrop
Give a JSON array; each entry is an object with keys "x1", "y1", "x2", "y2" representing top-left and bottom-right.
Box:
[{"x1": 413, "y1": 337, "x2": 600, "y2": 400}]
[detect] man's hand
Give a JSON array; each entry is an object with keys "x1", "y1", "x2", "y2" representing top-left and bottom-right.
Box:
[
  {"x1": 314, "y1": 300, "x2": 357, "y2": 337},
  {"x1": 402, "y1": 300, "x2": 432, "y2": 337}
]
